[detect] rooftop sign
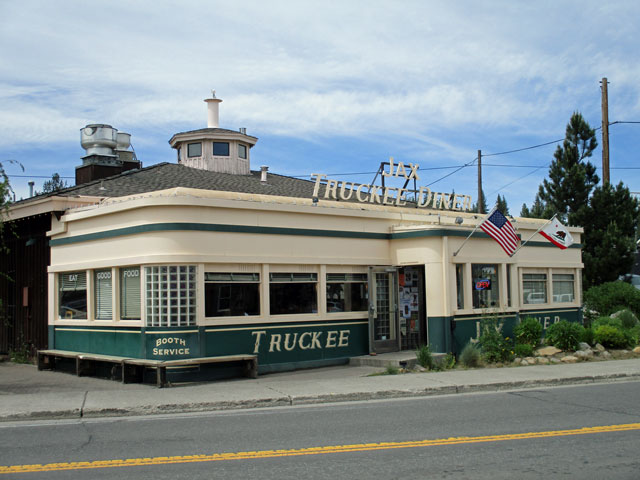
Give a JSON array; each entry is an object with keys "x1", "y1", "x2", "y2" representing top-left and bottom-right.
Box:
[{"x1": 311, "y1": 159, "x2": 474, "y2": 211}]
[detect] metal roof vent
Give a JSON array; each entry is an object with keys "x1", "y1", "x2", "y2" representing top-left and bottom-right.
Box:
[{"x1": 80, "y1": 124, "x2": 118, "y2": 158}]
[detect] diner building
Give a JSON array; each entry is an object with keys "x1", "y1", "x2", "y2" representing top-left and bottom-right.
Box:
[{"x1": 25, "y1": 94, "x2": 584, "y2": 379}]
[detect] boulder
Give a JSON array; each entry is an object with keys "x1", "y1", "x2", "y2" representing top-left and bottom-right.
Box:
[
  {"x1": 525, "y1": 356, "x2": 536, "y2": 364},
  {"x1": 595, "y1": 343, "x2": 606, "y2": 352},
  {"x1": 578, "y1": 342, "x2": 592, "y2": 351},
  {"x1": 574, "y1": 350, "x2": 593, "y2": 360},
  {"x1": 633, "y1": 346, "x2": 640, "y2": 354},
  {"x1": 537, "y1": 357, "x2": 550, "y2": 365},
  {"x1": 600, "y1": 351, "x2": 612, "y2": 359},
  {"x1": 561, "y1": 355, "x2": 578, "y2": 363},
  {"x1": 520, "y1": 359, "x2": 530, "y2": 366},
  {"x1": 536, "y1": 346, "x2": 562, "y2": 356},
  {"x1": 550, "y1": 357, "x2": 562, "y2": 364}
]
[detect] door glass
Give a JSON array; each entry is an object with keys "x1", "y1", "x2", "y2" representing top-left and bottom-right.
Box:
[{"x1": 374, "y1": 272, "x2": 395, "y2": 341}]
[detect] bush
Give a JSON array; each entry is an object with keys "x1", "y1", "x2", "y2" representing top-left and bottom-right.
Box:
[
  {"x1": 513, "y1": 343, "x2": 534, "y2": 357},
  {"x1": 513, "y1": 317, "x2": 543, "y2": 347},
  {"x1": 432, "y1": 352, "x2": 456, "y2": 371},
  {"x1": 592, "y1": 316, "x2": 623, "y2": 329},
  {"x1": 545, "y1": 320, "x2": 584, "y2": 351},
  {"x1": 385, "y1": 363, "x2": 399, "y2": 375},
  {"x1": 459, "y1": 342, "x2": 482, "y2": 368},
  {"x1": 612, "y1": 309, "x2": 639, "y2": 329},
  {"x1": 415, "y1": 344, "x2": 434, "y2": 369},
  {"x1": 581, "y1": 327, "x2": 594, "y2": 346},
  {"x1": 478, "y1": 317, "x2": 513, "y2": 363},
  {"x1": 593, "y1": 324, "x2": 629, "y2": 349},
  {"x1": 584, "y1": 281, "x2": 640, "y2": 320}
]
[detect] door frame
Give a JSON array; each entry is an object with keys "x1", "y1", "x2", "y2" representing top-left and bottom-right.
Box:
[{"x1": 368, "y1": 266, "x2": 400, "y2": 353}]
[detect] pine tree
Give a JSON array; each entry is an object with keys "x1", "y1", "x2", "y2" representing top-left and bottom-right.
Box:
[
  {"x1": 537, "y1": 112, "x2": 599, "y2": 225},
  {"x1": 577, "y1": 182, "x2": 640, "y2": 287},
  {"x1": 472, "y1": 189, "x2": 488, "y2": 214},
  {"x1": 41, "y1": 173, "x2": 67, "y2": 194},
  {"x1": 496, "y1": 194, "x2": 509, "y2": 216}
]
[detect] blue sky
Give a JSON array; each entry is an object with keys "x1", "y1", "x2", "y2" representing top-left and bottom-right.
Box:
[{"x1": 2, "y1": 1, "x2": 639, "y2": 213}]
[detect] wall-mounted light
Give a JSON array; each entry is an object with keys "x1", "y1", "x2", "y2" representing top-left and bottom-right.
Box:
[
  {"x1": 312, "y1": 197, "x2": 318, "y2": 206},
  {"x1": 455, "y1": 217, "x2": 464, "y2": 225}
]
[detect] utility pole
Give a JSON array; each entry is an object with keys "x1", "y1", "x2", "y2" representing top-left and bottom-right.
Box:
[
  {"x1": 601, "y1": 77, "x2": 610, "y2": 185},
  {"x1": 477, "y1": 150, "x2": 483, "y2": 214}
]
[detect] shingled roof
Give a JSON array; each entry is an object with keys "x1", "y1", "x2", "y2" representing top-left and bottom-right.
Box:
[{"x1": 17, "y1": 163, "x2": 323, "y2": 205}]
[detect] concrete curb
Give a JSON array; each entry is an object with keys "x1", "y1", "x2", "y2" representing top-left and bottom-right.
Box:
[{"x1": 3, "y1": 372, "x2": 639, "y2": 422}]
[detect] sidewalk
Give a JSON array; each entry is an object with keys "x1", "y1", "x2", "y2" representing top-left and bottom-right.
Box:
[{"x1": 2, "y1": 356, "x2": 640, "y2": 422}]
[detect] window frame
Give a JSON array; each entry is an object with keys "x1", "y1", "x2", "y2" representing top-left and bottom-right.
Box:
[
  {"x1": 187, "y1": 142, "x2": 202, "y2": 158},
  {"x1": 325, "y1": 273, "x2": 368, "y2": 313},
  {"x1": 120, "y1": 267, "x2": 142, "y2": 320},
  {"x1": 94, "y1": 269, "x2": 113, "y2": 320},
  {"x1": 145, "y1": 265, "x2": 197, "y2": 327},
  {"x1": 204, "y1": 272, "x2": 261, "y2": 318},
  {"x1": 471, "y1": 263, "x2": 501, "y2": 309},
  {"x1": 269, "y1": 272, "x2": 318, "y2": 315},
  {"x1": 212, "y1": 141, "x2": 230, "y2": 156},
  {"x1": 238, "y1": 143, "x2": 247, "y2": 159},
  {"x1": 58, "y1": 271, "x2": 88, "y2": 320}
]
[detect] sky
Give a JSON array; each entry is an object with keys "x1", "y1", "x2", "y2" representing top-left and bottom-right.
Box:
[{"x1": 1, "y1": 0, "x2": 639, "y2": 213}]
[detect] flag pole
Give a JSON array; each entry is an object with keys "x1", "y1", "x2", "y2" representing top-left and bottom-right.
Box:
[
  {"x1": 510, "y1": 213, "x2": 557, "y2": 256},
  {"x1": 453, "y1": 205, "x2": 497, "y2": 257}
]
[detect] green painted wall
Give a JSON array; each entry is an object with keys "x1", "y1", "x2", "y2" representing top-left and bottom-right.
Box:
[{"x1": 54, "y1": 326, "x2": 143, "y2": 357}]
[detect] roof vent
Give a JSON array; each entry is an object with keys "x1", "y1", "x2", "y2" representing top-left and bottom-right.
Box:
[
  {"x1": 239, "y1": 127, "x2": 247, "y2": 135},
  {"x1": 204, "y1": 90, "x2": 222, "y2": 128},
  {"x1": 80, "y1": 124, "x2": 118, "y2": 158},
  {"x1": 260, "y1": 165, "x2": 268, "y2": 183}
]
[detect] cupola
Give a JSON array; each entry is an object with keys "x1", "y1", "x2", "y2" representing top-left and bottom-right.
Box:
[{"x1": 168, "y1": 92, "x2": 258, "y2": 175}]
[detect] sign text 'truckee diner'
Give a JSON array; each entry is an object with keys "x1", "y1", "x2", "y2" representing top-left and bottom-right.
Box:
[{"x1": 311, "y1": 158, "x2": 474, "y2": 211}]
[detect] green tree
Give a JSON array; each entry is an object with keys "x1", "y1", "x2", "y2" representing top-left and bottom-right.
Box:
[
  {"x1": 472, "y1": 189, "x2": 488, "y2": 214},
  {"x1": 496, "y1": 194, "x2": 509, "y2": 216},
  {"x1": 41, "y1": 173, "x2": 67, "y2": 194},
  {"x1": 536, "y1": 112, "x2": 599, "y2": 225},
  {"x1": 577, "y1": 182, "x2": 639, "y2": 287}
]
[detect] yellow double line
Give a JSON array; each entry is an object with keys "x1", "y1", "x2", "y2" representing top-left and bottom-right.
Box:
[{"x1": 2, "y1": 423, "x2": 639, "y2": 475}]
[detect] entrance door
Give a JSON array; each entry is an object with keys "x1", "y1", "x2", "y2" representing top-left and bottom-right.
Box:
[{"x1": 368, "y1": 267, "x2": 400, "y2": 353}]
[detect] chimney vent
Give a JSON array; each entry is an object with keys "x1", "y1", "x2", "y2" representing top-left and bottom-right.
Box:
[
  {"x1": 239, "y1": 127, "x2": 246, "y2": 135},
  {"x1": 204, "y1": 91, "x2": 223, "y2": 128},
  {"x1": 260, "y1": 166, "x2": 268, "y2": 183},
  {"x1": 28, "y1": 181, "x2": 34, "y2": 197}
]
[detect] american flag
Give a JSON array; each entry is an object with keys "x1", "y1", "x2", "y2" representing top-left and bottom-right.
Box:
[{"x1": 479, "y1": 207, "x2": 519, "y2": 256}]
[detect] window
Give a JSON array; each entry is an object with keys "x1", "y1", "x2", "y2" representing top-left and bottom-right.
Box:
[
  {"x1": 145, "y1": 266, "x2": 196, "y2": 326},
  {"x1": 472, "y1": 264, "x2": 500, "y2": 309},
  {"x1": 59, "y1": 271, "x2": 87, "y2": 319},
  {"x1": 187, "y1": 142, "x2": 202, "y2": 157},
  {"x1": 553, "y1": 273, "x2": 574, "y2": 303},
  {"x1": 238, "y1": 144, "x2": 247, "y2": 159},
  {"x1": 523, "y1": 273, "x2": 547, "y2": 304},
  {"x1": 121, "y1": 267, "x2": 141, "y2": 320},
  {"x1": 205, "y1": 272, "x2": 260, "y2": 317},
  {"x1": 213, "y1": 142, "x2": 229, "y2": 156},
  {"x1": 270, "y1": 273, "x2": 317, "y2": 315},
  {"x1": 455, "y1": 264, "x2": 464, "y2": 309},
  {"x1": 94, "y1": 270, "x2": 113, "y2": 320},
  {"x1": 326, "y1": 273, "x2": 368, "y2": 312}
]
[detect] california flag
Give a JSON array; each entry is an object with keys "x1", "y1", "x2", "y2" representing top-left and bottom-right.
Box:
[{"x1": 540, "y1": 218, "x2": 573, "y2": 249}]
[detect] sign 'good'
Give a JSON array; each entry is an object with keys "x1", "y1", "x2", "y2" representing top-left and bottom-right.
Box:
[{"x1": 310, "y1": 159, "x2": 474, "y2": 211}]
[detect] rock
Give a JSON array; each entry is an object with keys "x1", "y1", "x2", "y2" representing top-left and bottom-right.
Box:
[
  {"x1": 550, "y1": 357, "x2": 561, "y2": 364},
  {"x1": 537, "y1": 357, "x2": 550, "y2": 365},
  {"x1": 574, "y1": 350, "x2": 593, "y2": 360},
  {"x1": 578, "y1": 342, "x2": 591, "y2": 351},
  {"x1": 536, "y1": 346, "x2": 562, "y2": 356},
  {"x1": 520, "y1": 359, "x2": 530, "y2": 366},
  {"x1": 513, "y1": 357, "x2": 522, "y2": 364},
  {"x1": 561, "y1": 355, "x2": 578, "y2": 363},
  {"x1": 600, "y1": 351, "x2": 612, "y2": 359},
  {"x1": 621, "y1": 350, "x2": 629, "y2": 355},
  {"x1": 633, "y1": 346, "x2": 640, "y2": 354},
  {"x1": 414, "y1": 365, "x2": 427, "y2": 372},
  {"x1": 525, "y1": 356, "x2": 536, "y2": 364},
  {"x1": 595, "y1": 343, "x2": 606, "y2": 352}
]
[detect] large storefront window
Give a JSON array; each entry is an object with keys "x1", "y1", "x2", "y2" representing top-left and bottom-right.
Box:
[
  {"x1": 94, "y1": 270, "x2": 112, "y2": 320},
  {"x1": 523, "y1": 273, "x2": 547, "y2": 304},
  {"x1": 205, "y1": 272, "x2": 260, "y2": 317},
  {"x1": 553, "y1": 273, "x2": 575, "y2": 303},
  {"x1": 121, "y1": 267, "x2": 141, "y2": 320},
  {"x1": 326, "y1": 273, "x2": 368, "y2": 312},
  {"x1": 270, "y1": 273, "x2": 317, "y2": 315},
  {"x1": 146, "y1": 266, "x2": 196, "y2": 327},
  {"x1": 59, "y1": 271, "x2": 87, "y2": 319},
  {"x1": 472, "y1": 264, "x2": 500, "y2": 309}
]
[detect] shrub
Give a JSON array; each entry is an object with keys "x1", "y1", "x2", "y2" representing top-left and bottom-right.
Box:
[
  {"x1": 459, "y1": 342, "x2": 482, "y2": 368},
  {"x1": 545, "y1": 320, "x2": 584, "y2": 351},
  {"x1": 592, "y1": 316, "x2": 622, "y2": 329},
  {"x1": 584, "y1": 281, "x2": 640, "y2": 320},
  {"x1": 513, "y1": 343, "x2": 534, "y2": 357},
  {"x1": 513, "y1": 317, "x2": 543, "y2": 347},
  {"x1": 385, "y1": 363, "x2": 399, "y2": 375},
  {"x1": 581, "y1": 327, "x2": 594, "y2": 346},
  {"x1": 415, "y1": 344, "x2": 434, "y2": 369},
  {"x1": 612, "y1": 309, "x2": 639, "y2": 329},
  {"x1": 478, "y1": 317, "x2": 513, "y2": 363},
  {"x1": 593, "y1": 324, "x2": 629, "y2": 349}
]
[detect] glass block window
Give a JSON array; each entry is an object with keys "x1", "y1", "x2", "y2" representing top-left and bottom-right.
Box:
[
  {"x1": 205, "y1": 272, "x2": 260, "y2": 317},
  {"x1": 187, "y1": 142, "x2": 202, "y2": 157},
  {"x1": 326, "y1": 273, "x2": 368, "y2": 312},
  {"x1": 121, "y1": 267, "x2": 141, "y2": 320},
  {"x1": 212, "y1": 142, "x2": 230, "y2": 156},
  {"x1": 553, "y1": 273, "x2": 574, "y2": 303},
  {"x1": 145, "y1": 265, "x2": 196, "y2": 327},
  {"x1": 523, "y1": 273, "x2": 547, "y2": 304},
  {"x1": 59, "y1": 271, "x2": 87, "y2": 319},
  {"x1": 94, "y1": 270, "x2": 113, "y2": 320},
  {"x1": 270, "y1": 273, "x2": 318, "y2": 315}
]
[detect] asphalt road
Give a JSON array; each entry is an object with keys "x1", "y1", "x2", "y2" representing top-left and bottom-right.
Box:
[{"x1": 2, "y1": 381, "x2": 640, "y2": 479}]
